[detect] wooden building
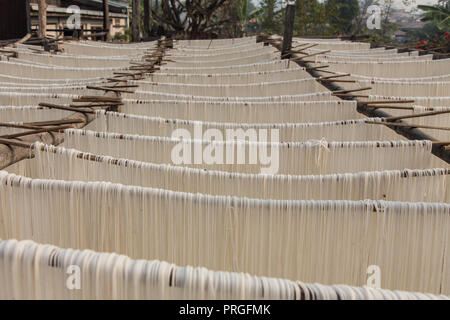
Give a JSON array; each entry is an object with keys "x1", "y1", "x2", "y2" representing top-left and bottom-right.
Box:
[
  {"x1": 29, "y1": 0, "x2": 129, "y2": 38},
  {"x1": 0, "y1": 0, "x2": 30, "y2": 40}
]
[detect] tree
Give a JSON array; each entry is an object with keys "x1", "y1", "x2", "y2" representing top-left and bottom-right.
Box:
[
  {"x1": 236, "y1": 0, "x2": 249, "y2": 34},
  {"x1": 226, "y1": 0, "x2": 242, "y2": 37},
  {"x1": 143, "y1": 0, "x2": 152, "y2": 37},
  {"x1": 260, "y1": 0, "x2": 283, "y2": 34},
  {"x1": 326, "y1": 0, "x2": 359, "y2": 35},
  {"x1": 407, "y1": 1, "x2": 450, "y2": 52},
  {"x1": 150, "y1": 0, "x2": 229, "y2": 36},
  {"x1": 248, "y1": 0, "x2": 257, "y2": 13},
  {"x1": 235, "y1": 0, "x2": 263, "y2": 35},
  {"x1": 132, "y1": 0, "x2": 140, "y2": 41},
  {"x1": 418, "y1": 2, "x2": 450, "y2": 30},
  {"x1": 296, "y1": 0, "x2": 328, "y2": 36}
]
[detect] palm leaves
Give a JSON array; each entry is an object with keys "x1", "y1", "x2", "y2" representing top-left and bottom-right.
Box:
[
  {"x1": 418, "y1": 4, "x2": 450, "y2": 30},
  {"x1": 236, "y1": 0, "x2": 249, "y2": 22},
  {"x1": 236, "y1": 0, "x2": 263, "y2": 24}
]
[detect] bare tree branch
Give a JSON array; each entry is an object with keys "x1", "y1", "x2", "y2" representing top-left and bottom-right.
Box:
[{"x1": 150, "y1": 0, "x2": 230, "y2": 36}]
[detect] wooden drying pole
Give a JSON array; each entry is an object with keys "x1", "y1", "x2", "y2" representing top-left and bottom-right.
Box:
[
  {"x1": 72, "y1": 96, "x2": 122, "y2": 103},
  {"x1": 291, "y1": 43, "x2": 319, "y2": 52},
  {"x1": 281, "y1": 1, "x2": 296, "y2": 59},
  {"x1": 305, "y1": 65, "x2": 330, "y2": 71},
  {"x1": 332, "y1": 87, "x2": 372, "y2": 95},
  {"x1": 357, "y1": 105, "x2": 450, "y2": 163},
  {"x1": 69, "y1": 102, "x2": 123, "y2": 108},
  {"x1": 0, "y1": 125, "x2": 75, "y2": 140},
  {"x1": 0, "y1": 92, "x2": 120, "y2": 169},
  {"x1": 107, "y1": 78, "x2": 132, "y2": 83},
  {"x1": 334, "y1": 93, "x2": 370, "y2": 98},
  {"x1": 0, "y1": 122, "x2": 54, "y2": 131},
  {"x1": 0, "y1": 110, "x2": 95, "y2": 169},
  {"x1": 319, "y1": 73, "x2": 355, "y2": 83},
  {"x1": 281, "y1": 44, "x2": 319, "y2": 58},
  {"x1": 23, "y1": 119, "x2": 85, "y2": 127},
  {"x1": 365, "y1": 105, "x2": 414, "y2": 110},
  {"x1": 86, "y1": 85, "x2": 136, "y2": 94},
  {"x1": 319, "y1": 73, "x2": 351, "y2": 80},
  {"x1": 0, "y1": 138, "x2": 33, "y2": 149},
  {"x1": 38, "y1": 103, "x2": 96, "y2": 114},
  {"x1": 0, "y1": 120, "x2": 83, "y2": 130},
  {"x1": 433, "y1": 141, "x2": 450, "y2": 146},
  {"x1": 258, "y1": 32, "x2": 450, "y2": 164},
  {"x1": 290, "y1": 50, "x2": 331, "y2": 61},
  {"x1": 358, "y1": 100, "x2": 415, "y2": 104},
  {"x1": 0, "y1": 38, "x2": 170, "y2": 169},
  {"x1": 358, "y1": 99, "x2": 416, "y2": 110},
  {"x1": 366, "y1": 121, "x2": 450, "y2": 132},
  {"x1": 383, "y1": 110, "x2": 450, "y2": 122}
]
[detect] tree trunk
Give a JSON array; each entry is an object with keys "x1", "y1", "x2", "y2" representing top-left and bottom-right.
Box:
[
  {"x1": 132, "y1": 0, "x2": 141, "y2": 42},
  {"x1": 38, "y1": 0, "x2": 47, "y2": 38},
  {"x1": 103, "y1": 0, "x2": 110, "y2": 41},
  {"x1": 144, "y1": 0, "x2": 152, "y2": 38},
  {"x1": 268, "y1": 0, "x2": 274, "y2": 23}
]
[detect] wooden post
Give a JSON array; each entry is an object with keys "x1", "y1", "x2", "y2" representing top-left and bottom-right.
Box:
[
  {"x1": 132, "y1": 0, "x2": 140, "y2": 42},
  {"x1": 103, "y1": 0, "x2": 110, "y2": 41},
  {"x1": 38, "y1": 0, "x2": 47, "y2": 38},
  {"x1": 281, "y1": 1, "x2": 296, "y2": 59}
]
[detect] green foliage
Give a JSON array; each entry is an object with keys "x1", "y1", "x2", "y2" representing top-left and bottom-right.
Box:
[
  {"x1": 113, "y1": 29, "x2": 131, "y2": 42},
  {"x1": 296, "y1": 0, "x2": 329, "y2": 36},
  {"x1": 236, "y1": 0, "x2": 263, "y2": 26},
  {"x1": 259, "y1": 0, "x2": 284, "y2": 34},
  {"x1": 325, "y1": 0, "x2": 360, "y2": 35},
  {"x1": 236, "y1": 0, "x2": 249, "y2": 22},
  {"x1": 248, "y1": 0, "x2": 257, "y2": 13},
  {"x1": 408, "y1": 20, "x2": 443, "y2": 43},
  {"x1": 405, "y1": 1, "x2": 450, "y2": 52},
  {"x1": 367, "y1": 21, "x2": 398, "y2": 43},
  {"x1": 418, "y1": 3, "x2": 450, "y2": 30}
]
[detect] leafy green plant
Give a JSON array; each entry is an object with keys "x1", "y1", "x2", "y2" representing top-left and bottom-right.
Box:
[{"x1": 418, "y1": 3, "x2": 450, "y2": 30}]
